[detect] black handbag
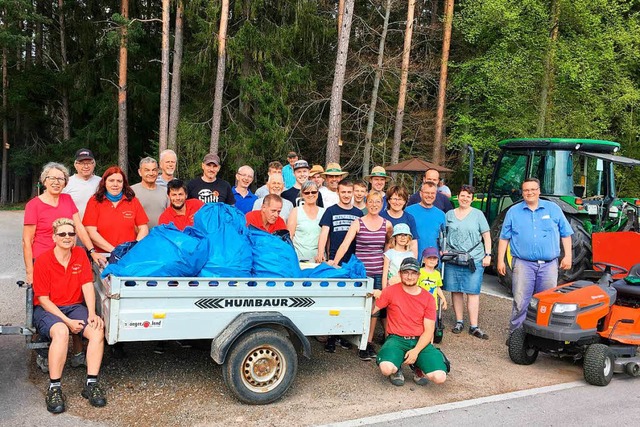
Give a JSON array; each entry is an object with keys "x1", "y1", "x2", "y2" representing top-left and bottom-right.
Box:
[{"x1": 441, "y1": 240, "x2": 481, "y2": 272}]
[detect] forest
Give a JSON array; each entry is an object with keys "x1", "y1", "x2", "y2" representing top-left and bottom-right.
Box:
[{"x1": 1, "y1": 0, "x2": 640, "y2": 204}]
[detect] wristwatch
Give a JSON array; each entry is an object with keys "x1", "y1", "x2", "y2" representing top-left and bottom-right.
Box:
[
  {"x1": 484, "y1": 253, "x2": 491, "y2": 257},
  {"x1": 88, "y1": 248, "x2": 96, "y2": 254}
]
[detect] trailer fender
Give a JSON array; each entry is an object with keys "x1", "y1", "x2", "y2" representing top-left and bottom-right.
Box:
[{"x1": 210, "y1": 311, "x2": 311, "y2": 364}]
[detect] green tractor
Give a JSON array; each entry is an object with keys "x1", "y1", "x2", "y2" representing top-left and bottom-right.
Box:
[{"x1": 478, "y1": 138, "x2": 640, "y2": 289}]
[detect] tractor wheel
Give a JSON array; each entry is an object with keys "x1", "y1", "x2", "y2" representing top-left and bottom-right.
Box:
[
  {"x1": 490, "y1": 211, "x2": 514, "y2": 292},
  {"x1": 508, "y1": 328, "x2": 538, "y2": 365},
  {"x1": 583, "y1": 344, "x2": 614, "y2": 386},
  {"x1": 559, "y1": 215, "x2": 592, "y2": 283}
]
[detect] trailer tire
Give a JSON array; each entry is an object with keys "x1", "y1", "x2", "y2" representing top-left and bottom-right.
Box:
[
  {"x1": 508, "y1": 328, "x2": 538, "y2": 365},
  {"x1": 222, "y1": 327, "x2": 298, "y2": 405},
  {"x1": 583, "y1": 344, "x2": 614, "y2": 386}
]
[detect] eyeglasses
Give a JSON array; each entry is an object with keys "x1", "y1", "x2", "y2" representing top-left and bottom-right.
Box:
[
  {"x1": 237, "y1": 173, "x2": 254, "y2": 179},
  {"x1": 389, "y1": 197, "x2": 405, "y2": 202},
  {"x1": 46, "y1": 176, "x2": 66, "y2": 183},
  {"x1": 302, "y1": 191, "x2": 318, "y2": 195},
  {"x1": 55, "y1": 232, "x2": 76, "y2": 237},
  {"x1": 522, "y1": 188, "x2": 540, "y2": 193}
]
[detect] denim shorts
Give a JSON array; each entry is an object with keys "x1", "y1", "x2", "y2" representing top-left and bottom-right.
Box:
[
  {"x1": 371, "y1": 274, "x2": 387, "y2": 319},
  {"x1": 443, "y1": 260, "x2": 484, "y2": 295},
  {"x1": 33, "y1": 304, "x2": 89, "y2": 339}
]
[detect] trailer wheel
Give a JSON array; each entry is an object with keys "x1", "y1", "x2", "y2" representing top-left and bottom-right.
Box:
[
  {"x1": 583, "y1": 344, "x2": 614, "y2": 386},
  {"x1": 222, "y1": 328, "x2": 298, "y2": 405},
  {"x1": 508, "y1": 328, "x2": 538, "y2": 365}
]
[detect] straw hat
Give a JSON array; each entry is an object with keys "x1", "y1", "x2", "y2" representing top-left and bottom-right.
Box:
[
  {"x1": 365, "y1": 166, "x2": 391, "y2": 181},
  {"x1": 309, "y1": 165, "x2": 325, "y2": 177},
  {"x1": 324, "y1": 162, "x2": 349, "y2": 177}
]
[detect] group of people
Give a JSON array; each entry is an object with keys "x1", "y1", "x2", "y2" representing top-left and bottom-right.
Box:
[{"x1": 22, "y1": 146, "x2": 574, "y2": 410}]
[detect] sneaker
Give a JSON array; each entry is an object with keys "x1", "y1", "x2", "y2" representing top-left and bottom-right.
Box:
[
  {"x1": 70, "y1": 352, "x2": 86, "y2": 368},
  {"x1": 366, "y1": 342, "x2": 377, "y2": 358},
  {"x1": 81, "y1": 382, "x2": 107, "y2": 407},
  {"x1": 389, "y1": 370, "x2": 405, "y2": 386},
  {"x1": 413, "y1": 367, "x2": 429, "y2": 386},
  {"x1": 358, "y1": 349, "x2": 372, "y2": 361},
  {"x1": 452, "y1": 322, "x2": 464, "y2": 334},
  {"x1": 336, "y1": 337, "x2": 353, "y2": 350},
  {"x1": 324, "y1": 337, "x2": 336, "y2": 353},
  {"x1": 469, "y1": 327, "x2": 489, "y2": 340},
  {"x1": 46, "y1": 386, "x2": 65, "y2": 414},
  {"x1": 36, "y1": 354, "x2": 49, "y2": 374}
]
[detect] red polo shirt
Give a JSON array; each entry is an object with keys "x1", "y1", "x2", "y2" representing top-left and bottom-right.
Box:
[
  {"x1": 83, "y1": 196, "x2": 149, "y2": 252},
  {"x1": 33, "y1": 246, "x2": 93, "y2": 307},
  {"x1": 245, "y1": 210, "x2": 287, "y2": 233},
  {"x1": 158, "y1": 199, "x2": 204, "y2": 231}
]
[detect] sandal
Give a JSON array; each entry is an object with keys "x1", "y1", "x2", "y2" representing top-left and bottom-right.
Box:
[
  {"x1": 452, "y1": 322, "x2": 464, "y2": 334},
  {"x1": 469, "y1": 327, "x2": 489, "y2": 340}
]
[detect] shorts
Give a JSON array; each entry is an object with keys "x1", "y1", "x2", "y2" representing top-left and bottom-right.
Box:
[
  {"x1": 376, "y1": 335, "x2": 448, "y2": 374},
  {"x1": 33, "y1": 304, "x2": 89, "y2": 339},
  {"x1": 370, "y1": 274, "x2": 386, "y2": 319},
  {"x1": 443, "y1": 260, "x2": 484, "y2": 295}
]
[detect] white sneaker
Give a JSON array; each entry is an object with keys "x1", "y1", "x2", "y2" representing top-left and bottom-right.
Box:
[{"x1": 70, "y1": 352, "x2": 86, "y2": 368}]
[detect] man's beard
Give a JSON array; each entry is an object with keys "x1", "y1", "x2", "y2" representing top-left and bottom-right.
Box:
[{"x1": 171, "y1": 202, "x2": 185, "y2": 210}]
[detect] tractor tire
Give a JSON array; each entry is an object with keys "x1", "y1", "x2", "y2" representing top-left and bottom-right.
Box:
[
  {"x1": 508, "y1": 328, "x2": 538, "y2": 365},
  {"x1": 583, "y1": 344, "x2": 614, "y2": 386},
  {"x1": 222, "y1": 327, "x2": 298, "y2": 405},
  {"x1": 490, "y1": 211, "x2": 514, "y2": 292},
  {"x1": 559, "y1": 215, "x2": 592, "y2": 283}
]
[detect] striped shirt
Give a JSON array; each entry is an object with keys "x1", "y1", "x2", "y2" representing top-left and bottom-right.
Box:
[{"x1": 355, "y1": 218, "x2": 387, "y2": 276}]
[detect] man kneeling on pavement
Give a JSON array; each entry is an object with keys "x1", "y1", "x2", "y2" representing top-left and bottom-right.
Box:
[
  {"x1": 33, "y1": 218, "x2": 107, "y2": 413},
  {"x1": 372, "y1": 257, "x2": 449, "y2": 386}
]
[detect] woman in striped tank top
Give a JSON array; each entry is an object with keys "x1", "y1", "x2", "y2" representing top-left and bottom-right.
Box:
[{"x1": 331, "y1": 191, "x2": 392, "y2": 360}]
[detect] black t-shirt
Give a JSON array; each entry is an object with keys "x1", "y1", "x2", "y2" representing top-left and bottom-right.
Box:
[
  {"x1": 281, "y1": 186, "x2": 324, "y2": 208},
  {"x1": 186, "y1": 177, "x2": 234, "y2": 205},
  {"x1": 319, "y1": 204, "x2": 363, "y2": 262}
]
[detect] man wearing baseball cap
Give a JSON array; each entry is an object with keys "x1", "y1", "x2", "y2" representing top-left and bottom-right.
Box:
[
  {"x1": 63, "y1": 148, "x2": 101, "y2": 220},
  {"x1": 281, "y1": 159, "x2": 325, "y2": 208},
  {"x1": 186, "y1": 153, "x2": 234, "y2": 204},
  {"x1": 372, "y1": 257, "x2": 449, "y2": 387}
]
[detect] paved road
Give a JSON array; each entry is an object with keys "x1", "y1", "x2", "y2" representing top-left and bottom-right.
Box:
[{"x1": 329, "y1": 378, "x2": 640, "y2": 426}]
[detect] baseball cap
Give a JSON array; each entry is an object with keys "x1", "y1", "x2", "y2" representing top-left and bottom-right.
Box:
[
  {"x1": 75, "y1": 148, "x2": 94, "y2": 162},
  {"x1": 392, "y1": 223, "x2": 413, "y2": 238},
  {"x1": 203, "y1": 153, "x2": 220, "y2": 166},
  {"x1": 399, "y1": 257, "x2": 421, "y2": 273},
  {"x1": 293, "y1": 160, "x2": 310, "y2": 171},
  {"x1": 421, "y1": 247, "x2": 439, "y2": 260}
]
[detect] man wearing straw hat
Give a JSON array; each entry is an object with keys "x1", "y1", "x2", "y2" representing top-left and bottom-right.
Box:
[
  {"x1": 365, "y1": 166, "x2": 392, "y2": 210},
  {"x1": 321, "y1": 162, "x2": 349, "y2": 208}
]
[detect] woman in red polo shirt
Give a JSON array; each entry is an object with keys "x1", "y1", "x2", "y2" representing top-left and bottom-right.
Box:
[{"x1": 83, "y1": 166, "x2": 149, "y2": 253}]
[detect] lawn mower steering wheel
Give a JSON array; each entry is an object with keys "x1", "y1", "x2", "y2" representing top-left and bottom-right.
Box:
[{"x1": 593, "y1": 262, "x2": 628, "y2": 276}]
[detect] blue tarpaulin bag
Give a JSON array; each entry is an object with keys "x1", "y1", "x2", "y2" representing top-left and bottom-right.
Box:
[
  {"x1": 248, "y1": 227, "x2": 301, "y2": 278},
  {"x1": 101, "y1": 224, "x2": 207, "y2": 278},
  {"x1": 299, "y1": 256, "x2": 367, "y2": 279},
  {"x1": 194, "y1": 203, "x2": 253, "y2": 277}
]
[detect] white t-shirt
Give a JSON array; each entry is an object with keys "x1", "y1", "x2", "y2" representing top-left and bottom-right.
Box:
[
  {"x1": 62, "y1": 174, "x2": 101, "y2": 219},
  {"x1": 131, "y1": 183, "x2": 169, "y2": 228},
  {"x1": 319, "y1": 186, "x2": 339, "y2": 209}
]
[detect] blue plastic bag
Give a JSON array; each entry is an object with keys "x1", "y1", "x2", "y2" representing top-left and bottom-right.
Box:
[
  {"x1": 101, "y1": 224, "x2": 207, "y2": 278},
  {"x1": 299, "y1": 256, "x2": 367, "y2": 279},
  {"x1": 248, "y1": 227, "x2": 301, "y2": 278},
  {"x1": 193, "y1": 203, "x2": 253, "y2": 277}
]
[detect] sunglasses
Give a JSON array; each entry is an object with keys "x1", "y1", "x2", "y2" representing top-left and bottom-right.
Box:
[
  {"x1": 302, "y1": 191, "x2": 318, "y2": 195},
  {"x1": 55, "y1": 232, "x2": 77, "y2": 237}
]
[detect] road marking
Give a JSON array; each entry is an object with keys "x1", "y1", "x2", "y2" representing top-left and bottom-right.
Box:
[{"x1": 324, "y1": 381, "x2": 585, "y2": 426}]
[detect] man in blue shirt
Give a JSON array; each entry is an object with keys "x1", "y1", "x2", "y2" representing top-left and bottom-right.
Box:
[
  {"x1": 405, "y1": 181, "x2": 445, "y2": 258},
  {"x1": 497, "y1": 178, "x2": 573, "y2": 336},
  {"x1": 407, "y1": 168, "x2": 453, "y2": 213},
  {"x1": 282, "y1": 151, "x2": 298, "y2": 189},
  {"x1": 232, "y1": 165, "x2": 258, "y2": 214}
]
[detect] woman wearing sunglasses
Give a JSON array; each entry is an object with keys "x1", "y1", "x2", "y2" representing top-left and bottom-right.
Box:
[
  {"x1": 23, "y1": 162, "x2": 104, "y2": 285},
  {"x1": 32, "y1": 218, "x2": 107, "y2": 413},
  {"x1": 287, "y1": 180, "x2": 325, "y2": 262}
]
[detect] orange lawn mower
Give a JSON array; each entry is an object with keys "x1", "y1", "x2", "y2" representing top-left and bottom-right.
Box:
[{"x1": 508, "y1": 232, "x2": 640, "y2": 386}]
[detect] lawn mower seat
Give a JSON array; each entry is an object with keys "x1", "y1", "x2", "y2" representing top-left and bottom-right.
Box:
[{"x1": 612, "y1": 263, "x2": 640, "y2": 300}]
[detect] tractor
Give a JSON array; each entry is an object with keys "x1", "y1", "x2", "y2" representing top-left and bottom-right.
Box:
[{"x1": 477, "y1": 138, "x2": 640, "y2": 290}]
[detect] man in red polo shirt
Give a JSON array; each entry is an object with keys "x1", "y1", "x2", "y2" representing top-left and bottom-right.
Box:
[
  {"x1": 245, "y1": 194, "x2": 287, "y2": 233},
  {"x1": 158, "y1": 179, "x2": 204, "y2": 230}
]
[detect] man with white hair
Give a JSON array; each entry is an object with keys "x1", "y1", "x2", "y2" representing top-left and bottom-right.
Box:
[
  {"x1": 131, "y1": 157, "x2": 168, "y2": 228},
  {"x1": 156, "y1": 149, "x2": 178, "y2": 187},
  {"x1": 253, "y1": 173, "x2": 294, "y2": 222},
  {"x1": 233, "y1": 165, "x2": 258, "y2": 214}
]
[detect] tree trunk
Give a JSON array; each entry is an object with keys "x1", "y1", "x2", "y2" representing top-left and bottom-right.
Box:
[
  {"x1": 363, "y1": 0, "x2": 391, "y2": 177},
  {"x1": 58, "y1": 0, "x2": 70, "y2": 141},
  {"x1": 35, "y1": 1, "x2": 43, "y2": 66},
  {"x1": 118, "y1": 0, "x2": 129, "y2": 172},
  {"x1": 431, "y1": 0, "x2": 439, "y2": 27},
  {"x1": 325, "y1": 0, "x2": 355, "y2": 164},
  {"x1": 168, "y1": 0, "x2": 184, "y2": 152},
  {"x1": 209, "y1": 0, "x2": 229, "y2": 155},
  {"x1": 432, "y1": 0, "x2": 454, "y2": 166},
  {"x1": 391, "y1": 0, "x2": 416, "y2": 165},
  {"x1": 337, "y1": 0, "x2": 345, "y2": 38},
  {"x1": 158, "y1": 0, "x2": 170, "y2": 153},
  {"x1": 1, "y1": 47, "x2": 8, "y2": 205},
  {"x1": 537, "y1": 0, "x2": 560, "y2": 137}
]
